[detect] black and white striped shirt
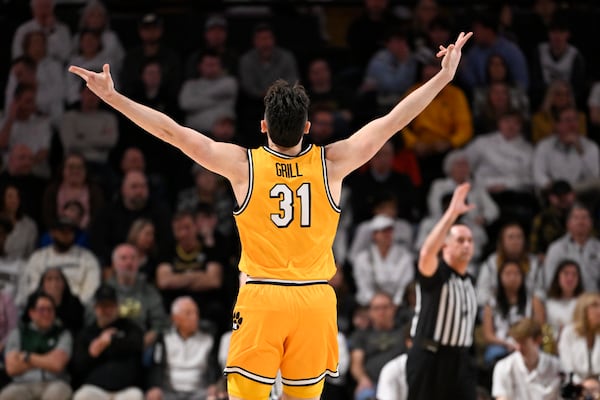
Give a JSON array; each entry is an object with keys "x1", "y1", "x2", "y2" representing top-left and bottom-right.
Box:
[{"x1": 410, "y1": 259, "x2": 477, "y2": 348}]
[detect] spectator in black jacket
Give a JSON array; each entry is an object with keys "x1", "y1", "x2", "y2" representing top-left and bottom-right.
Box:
[
  {"x1": 88, "y1": 170, "x2": 173, "y2": 270},
  {"x1": 72, "y1": 284, "x2": 144, "y2": 400}
]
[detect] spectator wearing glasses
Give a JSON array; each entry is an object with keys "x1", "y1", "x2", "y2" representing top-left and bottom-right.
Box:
[{"x1": 0, "y1": 291, "x2": 72, "y2": 400}]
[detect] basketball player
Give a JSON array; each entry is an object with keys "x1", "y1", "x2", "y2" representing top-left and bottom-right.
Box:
[{"x1": 69, "y1": 31, "x2": 472, "y2": 400}]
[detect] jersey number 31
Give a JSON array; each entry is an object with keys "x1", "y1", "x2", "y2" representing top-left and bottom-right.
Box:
[{"x1": 270, "y1": 183, "x2": 311, "y2": 228}]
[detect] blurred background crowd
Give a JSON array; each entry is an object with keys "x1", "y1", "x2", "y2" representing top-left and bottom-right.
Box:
[{"x1": 1, "y1": 0, "x2": 600, "y2": 399}]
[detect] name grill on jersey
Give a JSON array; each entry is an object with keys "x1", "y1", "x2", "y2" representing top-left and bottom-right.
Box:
[{"x1": 275, "y1": 162, "x2": 303, "y2": 178}]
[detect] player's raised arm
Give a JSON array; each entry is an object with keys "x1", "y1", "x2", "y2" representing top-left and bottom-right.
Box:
[
  {"x1": 68, "y1": 64, "x2": 247, "y2": 183},
  {"x1": 325, "y1": 31, "x2": 472, "y2": 181}
]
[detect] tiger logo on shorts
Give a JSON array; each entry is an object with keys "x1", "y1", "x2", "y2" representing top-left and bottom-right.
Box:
[{"x1": 232, "y1": 311, "x2": 243, "y2": 330}]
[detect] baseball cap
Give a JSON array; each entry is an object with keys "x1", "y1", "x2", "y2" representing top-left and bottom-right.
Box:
[
  {"x1": 370, "y1": 215, "x2": 395, "y2": 231},
  {"x1": 94, "y1": 284, "x2": 118, "y2": 304}
]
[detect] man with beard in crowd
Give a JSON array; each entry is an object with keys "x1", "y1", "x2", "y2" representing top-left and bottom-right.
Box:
[{"x1": 17, "y1": 217, "x2": 100, "y2": 306}]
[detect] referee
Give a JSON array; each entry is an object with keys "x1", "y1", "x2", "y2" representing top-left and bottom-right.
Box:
[{"x1": 407, "y1": 183, "x2": 478, "y2": 400}]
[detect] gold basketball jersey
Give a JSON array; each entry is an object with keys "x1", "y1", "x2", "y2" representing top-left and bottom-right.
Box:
[{"x1": 234, "y1": 145, "x2": 341, "y2": 280}]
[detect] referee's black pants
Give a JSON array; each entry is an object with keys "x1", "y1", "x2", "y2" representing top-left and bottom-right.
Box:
[{"x1": 406, "y1": 343, "x2": 477, "y2": 400}]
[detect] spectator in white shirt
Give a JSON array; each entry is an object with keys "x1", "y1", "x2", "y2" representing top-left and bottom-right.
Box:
[
  {"x1": 0, "y1": 84, "x2": 52, "y2": 178},
  {"x1": 348, "y1": 193, "x2": 413, "y2": 264},
  {"x1": 544, "y1": 204, "x2": 600, "y2": 293},
  {"x1": 179, "y1": 50, "x2": 238, "y2": 134},
  {"x1": 558, "y1": 292, "x2": 600, "y2": 383},
  {"x1": 428, "y1": 149, "x2": 499, "y2": 236},
  {"x1": 352, "y1": 215, "x2": 415, "y2": 307},
  {"x1": 541, "y1": 260, "x2": 584, "y2": 346},
  {"x1": 492, "y1": 318, "x2": 561, "y2": 400},
  {"x1": 465, "y1": 110, "x2": 534, "y2": 194},
  {"x1": 6, "y1": 33, "x2": 64, "y2": 127},
  {"x1": 533, "y1": 107, "x2": 600, "y2": 192},
  {"x1": 146, "y1": 296, "x2": 218, "y2": 400},
  {"x1": 11, "y1": 0, "x2": 71, "y2": 64},
  {"x1": 59, "y1": 85, "x2": 119, "y2": 182},
  {"x1": 17, "y1": 216, "x2": 101, "y2": 306},
  {"x1": 531, "y1": 17, "x2": 586, "y2": 108},
  {"x1": 72, "y1": 0, "x2": 125, "y2": 76}
]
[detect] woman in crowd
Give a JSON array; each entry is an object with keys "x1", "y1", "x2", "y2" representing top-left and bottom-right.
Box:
[
  {"x1": 127, "y1": 218, "x2": 159, "y2": 283},
  {"x1": 0, "y1": 184, "x2": 37, "y2": 260},
  {"x1": 35, "y1": 267, "x2": 85, "y2": 336},
  {"x1": 65, "y1": 28, "x2": 107, "y2": 105},
  {"x1": 72, "y1": 0, "x2": 125, "y2": 73},
  {"x1": 476, "y1": 222, "x2": 543, "y2": 307},
  {"x1": 482, "y1": 260, "x2": 545, "y2": 365},
  {"x1": 42, "y1": 152, "x2": 105, "y2": 231},
  {"x1": 471, "y1": 53, "x2": 530, "y2": 131},
  {"x1": 559, "y1": 292, "x2": 600, "y2": 383},
  {"x1": 540, "y1": 259, "x2": 584, "y2": 342},
  {"x1": 531, "y1": 79, "x2": 586, "y2": 143},
  {"x1": 473, "y1": 82, "x2": 518, "y2": 134}
]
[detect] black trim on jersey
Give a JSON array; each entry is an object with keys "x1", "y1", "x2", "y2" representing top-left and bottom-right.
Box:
[
  {"x1": 263, "y1": 144, "x2": 313, "y2": 159},
  {"x1": 246, "y1": 280, "x2": 328, "y2": 286},
  {"x1": 223, "y1": 366, "x2": 277, "y2": 385},
  {"x1": 281, "y1": 368, "x2": 340, "y2": 386},
  {"x1": 320, "y1": 147, "x2": 341, "y2": 213},
  {"x1": 233, "y1": 149, "x2": 253, "y2": 215}
]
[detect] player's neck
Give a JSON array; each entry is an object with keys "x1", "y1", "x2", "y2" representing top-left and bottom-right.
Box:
[{"x1": 267, "y1": 139, "x2": 303, "y2": 156}]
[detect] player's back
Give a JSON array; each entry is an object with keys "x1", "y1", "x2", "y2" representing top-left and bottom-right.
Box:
[{"x1": 234, "y1": 144, "x2": 340, "y2": 280}]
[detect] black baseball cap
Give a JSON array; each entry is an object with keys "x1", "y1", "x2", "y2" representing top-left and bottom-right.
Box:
[
  {"x1": 550, "y1": 180, "x2": 572, "y2": 196},
  {"x1": 94, "y1": 284, "x2": 118, "y2": 304}
]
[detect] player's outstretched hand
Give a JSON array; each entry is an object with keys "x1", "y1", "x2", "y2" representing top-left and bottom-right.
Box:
[
  {"x1": 436, "y1": 31, "x2": 473, "y2": 78},
  {"x1": 68, "y1": 63, "x2": 116, "y2": 102},
  {"x1": 448, "y1": 182, "x2": 475, "y2": 217}
]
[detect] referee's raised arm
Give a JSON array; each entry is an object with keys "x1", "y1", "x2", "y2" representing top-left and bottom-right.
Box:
[{"x1": 418, "y1": 183, "x2": 475, "y2": 277}]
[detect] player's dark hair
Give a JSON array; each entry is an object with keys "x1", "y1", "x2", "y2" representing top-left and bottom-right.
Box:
[{"x1": 264, "y1": 79, "x2": 310, "y2": 148}]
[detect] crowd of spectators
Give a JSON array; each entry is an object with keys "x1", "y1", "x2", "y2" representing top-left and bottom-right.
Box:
[{"x1": 2, "y1": 0, "x2": 600, "y2": 399}]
